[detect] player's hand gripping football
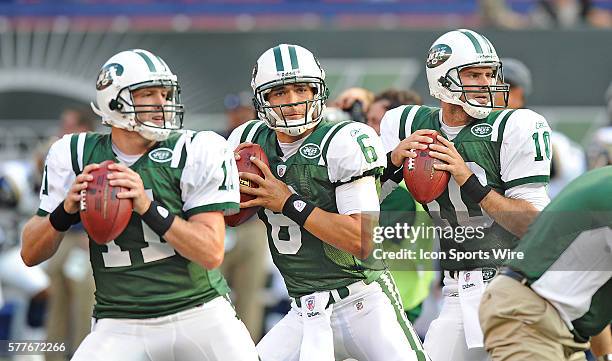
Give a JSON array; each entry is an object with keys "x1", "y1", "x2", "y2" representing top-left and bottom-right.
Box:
[
  {"x1": 390, "y1": 129, "x2": 436, "y2": 167},
  {"x1": 233, "y1": 142, "x2": 252, "y2": 161},
  {"x1": 239, "y1": 157, "x2": 292, "y2": 213},
  {"x1": 106, "y1": 163, "x2": 151, "y2": 214},
  {"x1": 428, "y1": 134, "x2": 473, "y2": 186},
  {"x1": 65, "y1": 163, "x2": 101, "y2": 214}
]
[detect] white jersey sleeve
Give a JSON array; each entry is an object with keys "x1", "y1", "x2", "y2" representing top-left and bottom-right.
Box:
[
  {"x1": 324, "y1": 122, "x2": 386, "y2": 184},
  {"x1": 38, "y1": 134, "x2": 76, "y2": 215},
  {"x1": 380, "y1": 105, "x2": 415, "y2": 153},
  {"x1": 226, "y1": 120, "x2": 264, "y2": 150},
  {"x1": 335, "y1": 176, "x2": 380, "y2": 215},
  {"x1": 500, "y1": 109, "x2": 552, "y2": 188},
  {"x1": 181, "y1": 131, "x2": 240, "y2": 217}
]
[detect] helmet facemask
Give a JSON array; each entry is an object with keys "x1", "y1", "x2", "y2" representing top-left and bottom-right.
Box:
[
  {"x1": 439, "y1": 62, "x2": 509, "y2": 119},
  {"x1": 254, "y1": 76, "x2": 329, "y2": 136},
  {"x1": 108, "y1": 79, "x2": 184, "y2": 141}
]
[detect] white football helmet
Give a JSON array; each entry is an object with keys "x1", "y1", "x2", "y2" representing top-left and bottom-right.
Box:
[
  {"x1": 426, "y1": 29, "x2": 509, "y2": 119},
  {"x1": 91, "y1": 49, "x2": 184, "y2": 141},
  {"x1": 251, "y1": 44, "x2": 329, "y2": 136}
]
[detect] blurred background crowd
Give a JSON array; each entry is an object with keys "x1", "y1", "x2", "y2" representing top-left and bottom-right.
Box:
[{"x1": 0, "y1": 0, "x2": 610, "y2": 360}]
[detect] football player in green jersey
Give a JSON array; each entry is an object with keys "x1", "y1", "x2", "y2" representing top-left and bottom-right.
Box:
[
  {"x1": 20, "y1": 49, "x2": 259, "y2": 361},
  {"x1": 480, "y1": 166, "x2": 612, "y2": 361},
  {"x1": 228, "y1": 44, "x2": 428, "y2": 361},
  {"x1": 380, "y1": 29, "x2": 552, "y2": 361}
]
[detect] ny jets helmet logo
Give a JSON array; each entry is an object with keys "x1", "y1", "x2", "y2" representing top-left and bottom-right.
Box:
[
  {"x1": 96, "y1": 63, "x2": 124, "y2": 91},
  {"x1": 426, "y1": 44, "x2": 452, "y2": 69}
]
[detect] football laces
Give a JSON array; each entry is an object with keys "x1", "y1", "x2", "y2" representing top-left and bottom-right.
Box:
[{"x1": 79, "y1": 189, "x2": 87, "y2": 211}]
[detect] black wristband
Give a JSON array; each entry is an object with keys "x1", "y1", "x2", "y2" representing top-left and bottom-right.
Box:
[
  {"x1": 381, "y1": 152, "x2": 404, "y2": 184},
  {"x1": 461, "y1": 174, "x2": 492, "y2": 203},
  {"x1": 281, "y1": 194, "x2": 316, "y2": 227},
  {"x1": 141, "y1": 201, "x2": 176, "y2": 237},
  {"x1": 49, "y1": 201, "x2": 79, "y2": 232}
]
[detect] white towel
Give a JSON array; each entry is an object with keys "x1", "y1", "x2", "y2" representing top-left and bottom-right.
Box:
[
  {"x1": 457, "y1": 270, "x2": 485, "y2": 349},
  {"x1": 299, "y1": 291, "x2": 335, "y2": 361}
]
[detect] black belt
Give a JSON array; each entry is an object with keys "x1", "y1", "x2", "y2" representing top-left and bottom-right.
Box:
[
  {"x1": 500, "y1": 266, "x2": 531, "y2": 286},
  {"x1": 294, "y1": 285, "x2": 350, "y2": 308},
  {"x1": 448, "y1": 267, "x2": 498, "y2": 282}
]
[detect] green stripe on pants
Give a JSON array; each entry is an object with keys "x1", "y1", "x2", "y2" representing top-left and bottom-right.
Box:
[{"x1": 376, "y1": 271, "x2": 428, "y2": 361}]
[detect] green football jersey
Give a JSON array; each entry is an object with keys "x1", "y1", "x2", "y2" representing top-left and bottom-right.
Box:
[
  {"x1": 38, "y1": 130, "x2": 239, "y2": 319},
  {"x1": 507, "y1": 166, "x2": 612, "y2": 338},
  {"x1": 228, "y1": 119, "x2": 387, "y2": 298},
  {"x1": 380, "y1": 105, "x2": 552, "y2": 270}
]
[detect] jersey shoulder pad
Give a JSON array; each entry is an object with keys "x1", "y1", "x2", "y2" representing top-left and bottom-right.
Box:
[
  {"x1": 502, "y1": 108, "x2": 551, "y2": 143},
  {"x1": 324, "y1": 121, "x2": 386, "y2": 184},
  {"x1": 410, "y1": 105, "x2": 440, "y2": 132},
  {"x1": 187, "y1": 130, "x2": 232, "y2": 168},
  {"x1": 227, "y1": 119, "x2": 266, "y2": 149},
  {"x1": 46, "y1": 134, "x2": 76, "y2": 172}
]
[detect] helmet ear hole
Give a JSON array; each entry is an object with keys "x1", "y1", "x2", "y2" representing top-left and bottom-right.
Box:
[
  {"x1": 109, "y1": 99, "x2": 123, "y2": 111},
  {"x1": 438, "y1": 76, "x2": 451, "y2": 89}
]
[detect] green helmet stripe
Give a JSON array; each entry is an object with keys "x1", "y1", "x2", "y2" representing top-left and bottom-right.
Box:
[
  {"x1": 459, "y1": 30, "x2": 483, "y2": 54},
  {"x1": 479, "y1": 34, "x2": 494, "y2": 54},
  {"x1": 134, "y1": 50, "x2": 157, "y2": 72},
  {"x1": 288, "y1": 45, "x2": 299, "y2": 69},
  {"x1": 156, "y1": 55, "x2": 169, "y2": 72},
  {"x1": 273, "y1": 46, "x2": 284, "y2": 72}
]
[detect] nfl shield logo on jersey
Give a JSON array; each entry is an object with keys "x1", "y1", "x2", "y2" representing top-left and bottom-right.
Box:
[
  {"x1": 306, "y1": 296, "x2": 315, "y2": 312},
  {"x1": 464, "y1": 272, "x2": 471, "y2": 283},
  {"x1": 277, "y1": 164, "x2": 287, "y2": 177}
]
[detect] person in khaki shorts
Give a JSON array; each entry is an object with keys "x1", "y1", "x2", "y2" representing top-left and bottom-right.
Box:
[{"x1": 479, "y1": 166, "x2": 612, "y2": 361}]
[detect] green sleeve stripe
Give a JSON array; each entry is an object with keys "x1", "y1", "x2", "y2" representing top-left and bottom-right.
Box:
[
  {"x1": 288, "y1": 45, "x2": 299, "y2": 69},
  {"x1": 134, "y1": 50, "x2": 157, "y2": 72},
  {"x1": 321, "y1": 121, "x2": 351, "y2": 165},
  {"x1": 177, "y1": 131, "x2": 194, "y2": 169},
  {"x1": 246, "y1": 121, "x2": 266, "y2": 143},
  {"x1": 459, "y1": 29, "x2": 483, "y2": 54},
  {"x1": 239, "y1": 120, "x2": 259, "y2": 143},
  {"x1": 184, "y1": 202, "x2": 240, "y2": 218},
  {"x1": 178, "y1": 141, "x2": 189, "y2": 169},
  {"x1": 496, "y1": 109, "x2": 516, "y2": 143},
  {"x1": 273, "y1": 46, "x2": 284, "y2": 72},
  {"x1": 70, "y1": 134, "x2": 80, "y2": 175},
  {"x1": 36, "y1": 209, "x2": 49, "y2": 217},
  {"x1": 398, "y1": 105, "x2": 413, "y2": 140},
  {"x1": 42, "y1": 164, "x2": 48, "y2": 195},
  {"x1": 504, "y1": 175, "x2": 550, "y2": 189}
]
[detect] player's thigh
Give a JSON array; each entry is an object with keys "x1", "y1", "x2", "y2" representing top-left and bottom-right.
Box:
[
  {"x1": 256, "y1": 307, "x2": 302, "y2": 361},
  {"x1": 70, "y1": 321, "x2": 148, "y2": 361},
  {"x1": 339, "y1": 282, "x2": 426, "y2": 361},
  {"x1": 174, "y1": 297, "x2": 259, "y2": 361},
  {"x1": 424, "y1": 295, "x2": 484, "y2": 361}
]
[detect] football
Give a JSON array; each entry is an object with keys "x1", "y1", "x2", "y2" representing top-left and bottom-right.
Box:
[
  {"x1": 225, "y1": 143, "x2": 269, "y2": 227},
  {"x1": 80, "y1": 160, "x2": 133, "y2": 245},
  {"x1": 403, "y1": 131, "x2": 450, "y2": 204}
]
